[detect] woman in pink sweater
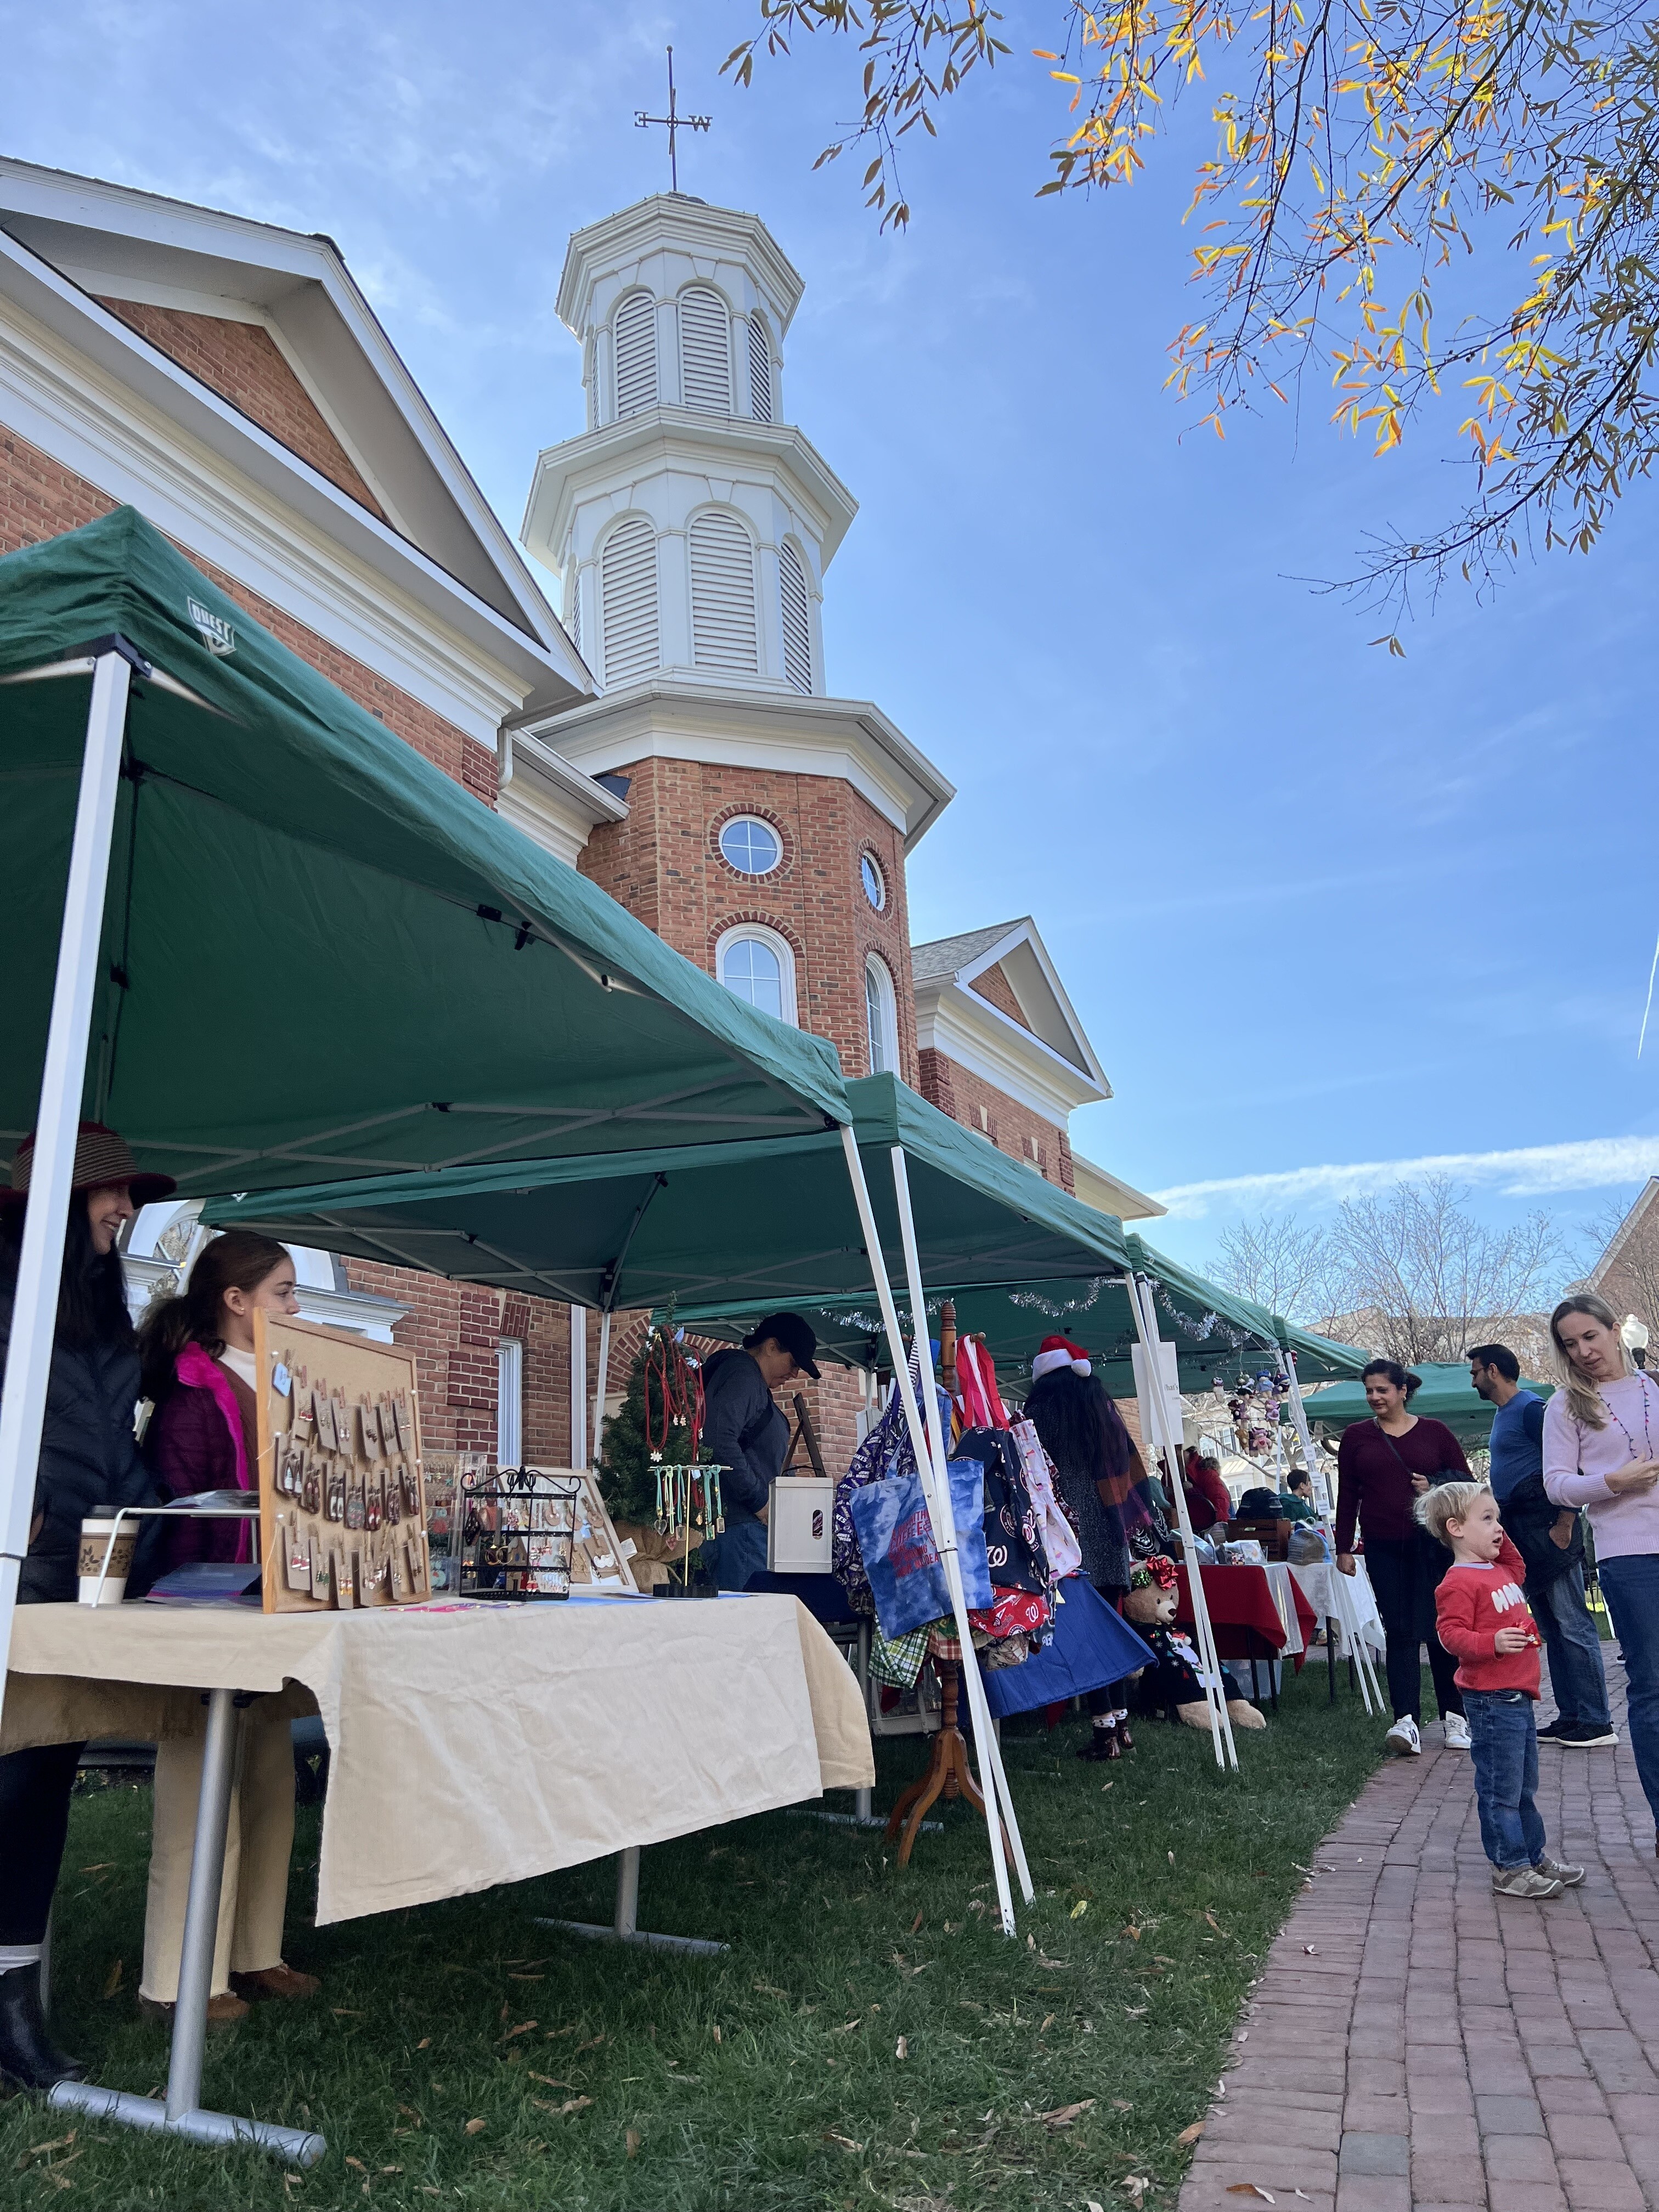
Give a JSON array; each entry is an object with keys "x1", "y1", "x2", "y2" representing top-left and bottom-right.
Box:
[{"x1": 1543, "y1": 1293, "x2": 1659, "y2": 1833}]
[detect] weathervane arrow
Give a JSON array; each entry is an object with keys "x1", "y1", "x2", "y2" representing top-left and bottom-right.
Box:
[{"x1": 636, "y1": 45, "x2": 711, "y2": 193}]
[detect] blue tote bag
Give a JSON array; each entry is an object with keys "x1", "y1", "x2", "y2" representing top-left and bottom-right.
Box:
[{"x1": 848, "y1": 1460, "x2": 992, "y2": 1640}]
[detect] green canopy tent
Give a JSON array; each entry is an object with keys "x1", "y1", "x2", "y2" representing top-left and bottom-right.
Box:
[{"x1": 1299, "y1": 1360, "x2": 1555, "y2": 1446}]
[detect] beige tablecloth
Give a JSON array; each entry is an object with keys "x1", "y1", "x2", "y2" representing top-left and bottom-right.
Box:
[{"x1": 2, "y1": 1594, "x2": 872, "y2": 1926}]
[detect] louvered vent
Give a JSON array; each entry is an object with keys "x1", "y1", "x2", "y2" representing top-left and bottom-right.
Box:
[
  {"x1": 689, "y1": 512, "x2": 758, "y2": 674},
  {"x1": 613, "y1": 291, "x2": 657, "y2": 419},
  {"x1": 779, "y1": 542, "x2": 812, "y2": 694},
  {"x1": 748, "y1": 314, "x2": 774, "y2": 423},
  {"x1": 679, "y1": 286, "x2": 731, "y2": 413},
  {"x1": 600, "y1": 518, "x2": 659, "y2": 686}
]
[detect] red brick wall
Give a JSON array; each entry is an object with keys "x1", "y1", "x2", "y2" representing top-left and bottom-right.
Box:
[
  {"x1": 916, "y1": 1048, "x2": 1075, "y2": 1192},
  {"x1": 970, "y1": 962, "x2": 1031, "y2": 1031},
  {"x1": 0, "y1": 422, "x2": 496, "y2": 802},
  {"x1": 577, "y1": 758, "x2": 918, "y2": 1081},
  {"x1": 95, "y1": 298, "x2": 388, "y2": 521}
]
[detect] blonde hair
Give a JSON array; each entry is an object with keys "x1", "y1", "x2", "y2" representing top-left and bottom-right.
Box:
[
  {"x1": 1549, "y1": 1292, "x2": 1630, "y2": 1432},
  {"x1": 1415, "y1": 1479, "x2": 1493, "y2": 1549}
]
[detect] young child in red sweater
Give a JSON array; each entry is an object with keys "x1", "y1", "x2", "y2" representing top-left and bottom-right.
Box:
[{"x1": 1420, "y1": 1481, "x2": 1585, "y2": 1900}]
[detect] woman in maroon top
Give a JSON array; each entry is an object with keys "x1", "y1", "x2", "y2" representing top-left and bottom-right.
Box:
[
  {"x1": 1336, "y1": 1358, "x2": 1472, "y2": 1757},
  {"x1": 135, "y1": 1232, "x2": 320, "y2": 2021}
]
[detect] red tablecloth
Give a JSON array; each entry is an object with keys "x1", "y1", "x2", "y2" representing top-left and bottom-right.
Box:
[{"x1": 1175, "y1": 1564, "x2": 1318, "y2": 1665}]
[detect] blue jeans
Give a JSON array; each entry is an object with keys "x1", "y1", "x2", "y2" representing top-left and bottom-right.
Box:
[
  {"x1": 1597, "y1": 1554, "x2": 1659, "y2": 1823},
  {"x1": 1532, "y1": 1561, "x2": 1611, "y2": 1729},
  {"x1": 1462, "y1": 1689, "x2": 1546, "y2": 1870},
  {"x1": 701, "y1": 1516, "x2": 769, "y2": 1593}
]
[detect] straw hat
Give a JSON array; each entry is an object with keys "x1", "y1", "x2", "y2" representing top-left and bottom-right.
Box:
[{"x1": 1, "y1": 1121, "x2": 176, "y2": 1211}]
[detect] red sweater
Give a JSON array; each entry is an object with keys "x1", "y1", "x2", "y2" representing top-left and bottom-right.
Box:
[{"x1": 1433, "y1": 1534, "x2": 1541, "y2": 1696}]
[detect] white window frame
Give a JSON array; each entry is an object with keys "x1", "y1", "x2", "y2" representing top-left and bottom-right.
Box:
[
  {"x1": 716, "y1": 923, "x2": 799, "y2": 1026},
  {"x1": 718, "y1": 812, "x2": 783, "y2": 878},
  {"x1": 859, "y1": 850, "x2": 887, "y2": 912},
  {"x1": 864, "y1": 952, "x2": 899, "y2": 1075},
  {"x1": 496, "y1": 1337, "x2": 523, "y2": 1469}
]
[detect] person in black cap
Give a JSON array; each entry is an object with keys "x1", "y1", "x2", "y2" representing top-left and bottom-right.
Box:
[
  {"x1": 698, "y1": 1312, "x2": 819, "y2": 1592},
  {"x1": 0, "y1": 1121, "x2": 173, "y2": 2091}
]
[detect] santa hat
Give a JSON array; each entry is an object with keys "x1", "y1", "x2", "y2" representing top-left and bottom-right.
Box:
[{"x1": 1031, "y1": 1334, "x2": 1092, "y2": 1382}]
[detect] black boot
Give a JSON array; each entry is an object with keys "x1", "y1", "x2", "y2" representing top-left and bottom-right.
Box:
[{"x1": 0, "y1": 1963, "x2": 88, "y2": 2090}]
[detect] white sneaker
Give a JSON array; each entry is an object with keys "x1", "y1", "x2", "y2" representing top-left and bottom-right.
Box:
[
  {"x1": 1443, "y1": 1712, "x2": 1472, "y2": 1751},
  {"x1": 1385, "y1": 1716, "x2": 1422, "y2": 1757}
]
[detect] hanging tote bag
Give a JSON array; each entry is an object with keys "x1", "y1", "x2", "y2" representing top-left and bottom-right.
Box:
[{"x1": 848, "y1": 1460, "x2": 993, "y2": 1639}]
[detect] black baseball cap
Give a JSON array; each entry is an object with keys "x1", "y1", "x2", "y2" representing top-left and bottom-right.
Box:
[{"x1": 742, "y1": 1311, "x2": 821, "y2": 1380}]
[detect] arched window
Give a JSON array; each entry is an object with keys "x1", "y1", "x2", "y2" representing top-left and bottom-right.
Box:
[
  {"x1": 779, "y1": 541, "x2": 813, "y2": 695},
  {"x1": 716, "y1": 926, "x2": 798, "y2": 1025},
  {"x1": 613, "y1": 290, "x2": 658, "y2": 419},
  {"x1": 599, "y1": 517, "x2": 659, "y2": 687},
  {"x1": 865, "y1": 955, "x2": 899, "y2": 1075},
  {"x1": 689, "y1": 511, "x2": 759, "y2": 674},
  {"x1": 679, "y1": 285, "x2": 732, "y2": 411},
  {"x1": 748, "y1": 312, "x2": 774, "y2": 423}
]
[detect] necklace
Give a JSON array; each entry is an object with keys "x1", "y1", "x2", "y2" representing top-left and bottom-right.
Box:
[{"x1": 1601, "y1": 1373, "x2": 1654, "y2": 1462}]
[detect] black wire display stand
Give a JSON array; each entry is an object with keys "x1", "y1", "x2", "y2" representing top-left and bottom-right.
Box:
[{"x1": 457, "y1": 1466, "x2": 582, "y2": 1599}]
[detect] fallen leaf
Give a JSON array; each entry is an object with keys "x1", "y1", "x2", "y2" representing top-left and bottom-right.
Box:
[
  {"x1": 415, "y1": 2038, "x2": 431, "y2": 2051},
  {"x1": 895, "y1": 2036, "x2": 909, "y2": 2060},
  {"x1": 1037, "y1": 1954, "x2": 1070, "y2": 1970},
  {"x1": 1226, "y1": 2188, "x2": 1275, "y2": 2204},
  {"x1": 752, "y1": 1980, "x2": 789, "y2": 1999},
  {"x1": 1070, "y1": 1898, "x2": 1090, "y2": 1920},
  {"x1": 833, "y1": 2018, "x2": 862, "y2": 2034},
  {"x1": 1122, "y1": 2177, "x2": 1150, "y2": 2204},
  {"x1": 18, "y1": 2136, "x2": 76, "y2": 2165},
  {"x1": 1111, "y1": 2099, "x2": 1133, "y2": 2112},
  {"x1": 1167, "y1": 1850, "x2": 1175, "y2": 1865},
  {"x1": 1122, "y1": 1926, "x2": 1142, "y2": 1942},
  {"x1": 1205, "y1": 1913, "x2": 1223, "y2": 1932},
  {"x1": 332, "y1": 2008, "x2": 365, "y2": 2018},
  {"x1": 1040, "y1": 2099, "x2": 1095, "y2": 2130},
  {"x1": 378, "y1": 2168, "x2": 403, "y2": 2177},
  {"x1": 711, "y1": 2024, "x2": 722, "y2": 2044},
  {"x1": 532, "y1": 2095, "x2": 592, "y2": 2117},
  {"x1": 824, "y1": 2131, "x2": 865, "y2": 2153},
  {"x1": 101, "y1": 1959, "x2": 123, "y2": 1999},
  {"x1": 345, "y1": 2158, "x2": 367, "y2": 2172},
  {"x1": 527, "y1": 2073, "x2": 571, "y2": 2090},
  {"x1": 1178, "y1": 2122, "x2": 1205, "y2": 2146},
  {"x1": 574, "y1": 2034, "x2": 605, "y2": 2053},
  {"x1": 911, "y1": 1910, "x2": 924, "y2": 1934},
  {"x1": 625, "y1": 2128, "x2": 641, "y2": 2157},
  {"x1": 498, "y1": 2021, "x2": 537, "y2": 2042},
  {"x1": 1304, "y1": 1945, "x2": 1317, "y2": 1956},
  {"x1": 464, "y1": 2118, "x2": 487, "y2": 2137},
  {"x1": 1039, "y1": 2014, "x2": 1056, "y2": 2033},
  {"x1": 1101, "y1": 1780, "x2": 1114, "y2": 1790},
  {"x1": 1089, "y1": 2202, "x2": 1105, "y2": 2212},
  {"x1": 1125, "y1": 2006, "x2": 1147, "y2": 2018},
  {"x1": 396, "y1": 2105, "x2": 422, "y2": 2124}
]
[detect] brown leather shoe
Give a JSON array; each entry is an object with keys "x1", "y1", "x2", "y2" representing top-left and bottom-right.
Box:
[
  {"x1": 1115, "y1": 1718, "x2": 1136, "y2": 1752},
  {"x1": 229, "y1": 1963, "x2": 321, "y2": 2003},
  {"x1": 139, "y1": 1990, "x2": 249, "y2": 2027}
]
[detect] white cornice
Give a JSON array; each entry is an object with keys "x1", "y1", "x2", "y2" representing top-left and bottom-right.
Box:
[
  {"x1": 558, "y1": 195, "x2": 805, "y2": 336},
  {"x1": 1070, "y1": 1149, "x2": 1167, "y2": 1223},
  {"x1": 497, "y1": 728, "x2": 629, "y2": 867},
  {"x1": 916, "y1": 982, "x2": 1109, "y2": 1125},
  {"x1": 518, "y1": 678, "x2": 954, "y2": 849},
  {"x1": 0, "y1": 158, "x2": 593, "y2": 716},
  {"x1": 0, "y1": 276, "x2": 568, "y2": 743},
  {"x1": 521, "y1": 408, "x2": 859, "y2": 573}
]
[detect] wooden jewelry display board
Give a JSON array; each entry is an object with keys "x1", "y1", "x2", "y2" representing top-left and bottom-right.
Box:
[{"x1": 255, "y1": 1311, "x2": 432, "y2": 1614}]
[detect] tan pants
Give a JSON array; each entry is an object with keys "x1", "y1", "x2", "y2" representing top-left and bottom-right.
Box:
[{"x1": 140, "y1": 1696, "x2": 296, "y2": 2002}]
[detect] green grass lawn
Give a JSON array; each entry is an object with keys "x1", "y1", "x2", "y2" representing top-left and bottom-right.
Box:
[{"x1": 2, "y1": 1663, "x2": 1385, "y2": 2212}]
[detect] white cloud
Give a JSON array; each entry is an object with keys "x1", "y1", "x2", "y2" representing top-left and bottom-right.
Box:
[{"x1": 1154, "y1": 1136, "x2": 1659, "y2": 1220}]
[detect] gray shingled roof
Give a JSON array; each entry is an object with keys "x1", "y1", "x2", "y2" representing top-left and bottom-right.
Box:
[{"x1": 909, "y1": 919, "x2": 1028, "y2": 985}]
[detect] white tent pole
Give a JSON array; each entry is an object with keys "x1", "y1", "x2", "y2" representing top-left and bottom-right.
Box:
[
  {"x1": 836, "y1": 1126, "x2": 1018, "y2": 1937},
  {"x1": 887, "y1": 1144, "x2": 1034, "y2": 1907},
  {"x1": 591, "y1": 1309, "x2": 612, "y2": 1473},
  {"x1": 0, "y1": 650, "x2": 132, "y2": 1728},
  {"x1": 1278, "y1": 1348, "x2": 1382, "y2": 1714},
  {"x1": 1126, "y1": 1272, "x2": 1238, "y2": 1770}
]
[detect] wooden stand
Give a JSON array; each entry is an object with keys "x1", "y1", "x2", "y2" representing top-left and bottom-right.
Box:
[{"x1": 883, "y1": 1657, "x2": 1008, "y2": 1869}]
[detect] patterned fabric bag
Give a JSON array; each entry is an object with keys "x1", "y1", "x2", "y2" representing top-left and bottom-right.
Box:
[
  {"x1": 1008, "y1": 1418, "x2": 1084, "y2": 1580},
  {"x1": 833, "y1": 1353, "x2": 951, "y2": 1617},
  {"x1": 848, "y1": 1459, "x2": 992, "y2": 1639}
]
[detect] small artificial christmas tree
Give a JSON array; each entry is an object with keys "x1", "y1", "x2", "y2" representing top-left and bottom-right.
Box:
[{"x1": 596, "y1": 1319, "x2": 699, "y2": 1526}]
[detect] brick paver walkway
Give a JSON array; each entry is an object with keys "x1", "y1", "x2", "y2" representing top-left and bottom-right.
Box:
[{"x1": 1178, "y1": 1660, "x2": 1659, "y2": 2212}]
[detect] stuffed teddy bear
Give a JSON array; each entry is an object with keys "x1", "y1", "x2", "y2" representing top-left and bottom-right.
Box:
[{"x1": 1121, "y1": 1557, "x2": 1267, "y2": 1732}]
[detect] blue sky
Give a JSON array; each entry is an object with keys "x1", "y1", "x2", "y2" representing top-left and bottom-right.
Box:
[{"x1": 5, "y1": 0, "x2": 1654, "y2": 1277}]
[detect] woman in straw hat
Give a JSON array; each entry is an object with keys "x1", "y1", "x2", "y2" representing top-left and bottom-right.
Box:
[{"x1": 0, "y1": 1121, "x2": 173, "y2": 2091}]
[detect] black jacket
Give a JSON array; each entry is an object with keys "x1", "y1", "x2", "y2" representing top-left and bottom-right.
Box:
[
  {"x1": 1498, "y1": 1468, "x2": 1583, "y2": 1599},
  {"x1": 699, "y1": 1347, "x2": 788, "y2": 1522},
  {"x1": 0, "y1": 1281, "x2": 153, "y2": 1605}
]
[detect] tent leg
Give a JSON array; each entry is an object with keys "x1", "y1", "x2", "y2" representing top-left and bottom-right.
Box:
[
  {"x1": 887, "y1": 1146, "x2": 1034, "y2": 1909},
  {"x1": 591, "y1": 1310, "x2": 612, "y2": 1472},
  {"x1": 1278, "y1": 1350, "x2": 1382, "y2": 1715},
  {"x1": 835, "y1": 1125, "x2": 1019, "y2": 1935},
  {"x1": 1125, "y1": 1274, "x2": 1238, "y2": 1770},
  {"x1": 0, "y1": 650, "x2": 131, "y2": 1728}
]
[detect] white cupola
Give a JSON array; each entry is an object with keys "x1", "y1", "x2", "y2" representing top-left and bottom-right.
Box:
[{"x1": 520, "y1": 195, "x2": 856, "y2": 699}]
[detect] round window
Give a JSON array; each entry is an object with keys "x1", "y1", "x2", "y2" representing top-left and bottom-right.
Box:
[
  {"x1": 719, "y1": 815, "x2": 782, "y2": 877},
  {"x1": 860, "y1": 852, "x2": 887, "y2": 911}
]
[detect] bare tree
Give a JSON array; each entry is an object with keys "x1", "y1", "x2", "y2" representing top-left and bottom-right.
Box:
[
  {"x1": 1325, "y1": 1177, "x2": 1565, "y2": 1364},
  {"x1": 1212, "y1": 1212, "x2": 1336, "y2": 1325}
]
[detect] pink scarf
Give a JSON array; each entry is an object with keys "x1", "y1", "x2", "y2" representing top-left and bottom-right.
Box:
[{"x1": 175, "y1": 1341, "x2": 252, "y2": 1561}]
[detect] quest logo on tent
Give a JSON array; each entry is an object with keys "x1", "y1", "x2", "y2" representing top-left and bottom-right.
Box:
[{"x1": 187, "y1": 597, "x2": 236, "y2": 657}]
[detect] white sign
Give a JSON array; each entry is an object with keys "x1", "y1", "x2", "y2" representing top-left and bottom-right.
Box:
[{"x1": 1131, "y1": 1336, "x2": 1184, "y2": 1464}]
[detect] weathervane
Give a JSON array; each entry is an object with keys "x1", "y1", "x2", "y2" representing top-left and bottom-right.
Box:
[{"x1": 635, "y1": 46, "x2": 710, "y2": 194}]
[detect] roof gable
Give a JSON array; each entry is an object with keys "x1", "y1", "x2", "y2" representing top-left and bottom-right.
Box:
[{"x1": 911, "y1": 917, "x2": 1107, "y2": 1088}]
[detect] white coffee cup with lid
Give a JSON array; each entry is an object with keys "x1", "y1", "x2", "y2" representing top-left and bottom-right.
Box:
[{"x1": 78, "y1": 1514, "x2": 136, "y2": 1605}]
